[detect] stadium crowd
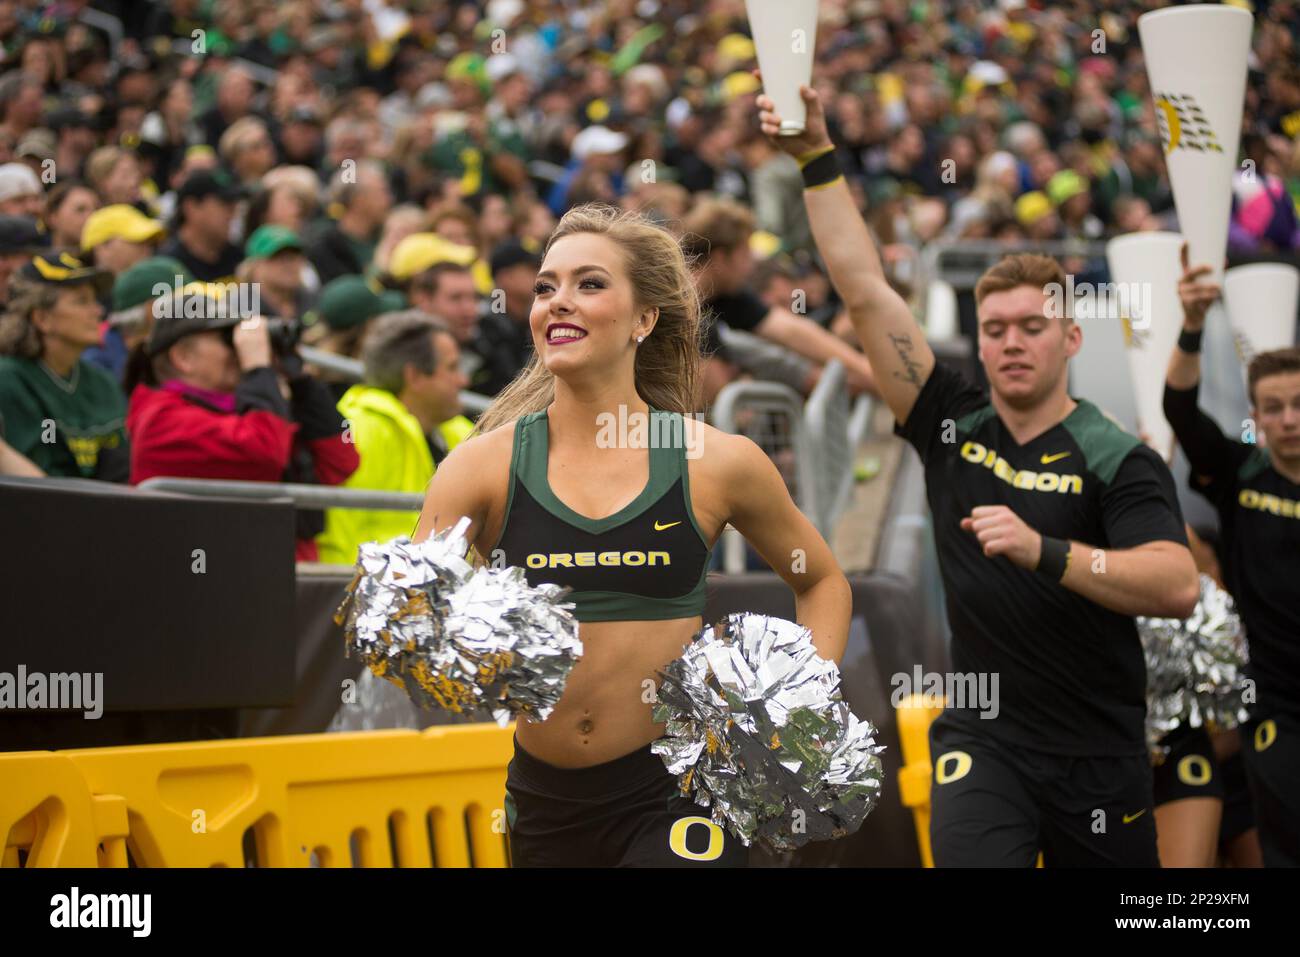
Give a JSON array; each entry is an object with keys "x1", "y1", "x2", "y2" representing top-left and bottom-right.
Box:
[{"x1": 0, "y1": 0, "x2": 1297, "y2": 562}]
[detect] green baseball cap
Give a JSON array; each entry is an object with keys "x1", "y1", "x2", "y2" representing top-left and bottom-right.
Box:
[
  {"x1": 1047, "y1": 169, "x2": 1089, "y2": 207},
  {"x1": 111, "y1": 256, "x2": 191, "y2": 312},
  {"x1": 311, "y1": 274, "x2": 406, "y2": 331},
  {"x1": 244, "y1": 225, "x2": 304, "y2": 260}
]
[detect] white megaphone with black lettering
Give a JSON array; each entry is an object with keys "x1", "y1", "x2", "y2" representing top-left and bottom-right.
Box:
[
  {"x1": 1223, "y1": 263, "x2": 1300, "y2": 380},
  {"x1": 1106, "y1": 231, "x2": 1185, "y2": 463},
  {"x1": 1138, "y1": 4, "x2": 1252, "y2": 284},
  {"x1": 745, "y1": 0, "x2": 819, "y2": 135}
]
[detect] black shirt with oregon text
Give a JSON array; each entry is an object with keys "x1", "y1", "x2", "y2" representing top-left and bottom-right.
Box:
[
  {"x1": 1164, "y1": 381, "x2": 1300, "y2": 717},
  {"x1": 896, "y1": 362, "x2": 1188, "y2": 756}
]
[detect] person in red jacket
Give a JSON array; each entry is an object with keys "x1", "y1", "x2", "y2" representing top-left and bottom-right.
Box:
[{"x1": 124, "y1": 285, "x2": 358, "y2": 560}]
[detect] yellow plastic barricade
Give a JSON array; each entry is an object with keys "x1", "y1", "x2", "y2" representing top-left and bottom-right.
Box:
[
  {"x1": 894, "y1": 693, "x2": 943, "y2": 868},
  {"x1": 4, "y1": 723, "x2": 514, "y2": 868},
  {"x1": 1, "y1": 752, "x2": 128, "y2": 867},
  {"x1": 895, "y1": 697, "x2": 1045, "y2": 868}
]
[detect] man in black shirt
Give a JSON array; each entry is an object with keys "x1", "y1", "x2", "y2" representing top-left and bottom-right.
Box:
[
  {"x1": 1163, "y1": 245, "x2": 1300, "y2": 866},
  {"x1": 759, "y1": 85, "x2": 1198, "y2": 865},
  {"x1": 158, "y1": 170, "x2": 244, "y2": 284},
  {"x1": 467, "y1": 240, "x2": 539, "y2": 398},
  {"x1": 681, "y1": 196, "x2": 876, "y2": 404}
]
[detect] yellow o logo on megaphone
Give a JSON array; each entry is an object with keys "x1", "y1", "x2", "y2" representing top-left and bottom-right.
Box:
[{"x1": 1155, "y1": 96, "x2": 1182, "y2": 155}]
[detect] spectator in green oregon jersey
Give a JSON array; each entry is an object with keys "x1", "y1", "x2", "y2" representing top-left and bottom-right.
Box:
[{"x1": 0, "y1": 252, "x2": 129, "y2": 481}]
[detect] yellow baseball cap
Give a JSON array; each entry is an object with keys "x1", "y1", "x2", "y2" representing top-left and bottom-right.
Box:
[
  {"x1": 716, "y1": 33, "x2": 756, "y2": 66},
  {"x1": 722, "y1": 71, "x2": 762, "y2": 102},
  {"x1": 388, "y1": 233, "x2": 478, "y2": 282},
  {"x1": 81, "y1": 204, "x2": 165, "y2": 252},
  {"x1": 1015, "y1": 191, "x2": 1054, "y2": 227}
]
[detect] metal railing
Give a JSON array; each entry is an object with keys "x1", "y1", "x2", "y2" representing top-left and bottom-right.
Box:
[
  {"x1": 298, "y1": 346, "x2": 493, "y2": 417},
  {"x1": 139, "y1": 478, "x2": 424, "y2": 512},
  {"x1": 804, "y1": 359, "x2": 875, "y2": 540},
  {"x1": 710, "y1": 379, "x2": 812, "y2": 574},
  {"x1": 717, "y1": 326, "x2": 815, "y2": 393}
]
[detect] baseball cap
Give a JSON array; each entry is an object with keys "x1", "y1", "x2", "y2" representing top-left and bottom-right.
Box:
[
  {"x1": 16, "y1": 130, "x2": 55, "y2": 162},
  {"x1": 0, "y1": 163, "x2": 42, "y2": 203},
  {"x1": 81, "y1": 204, "x2": 166, "y2": 252},
  {"x1": 1046, "y1": 170, "x2": 1089, "y2": 207},
  {"x1": 571, "y1": 125, "x2": 629, "y2": 161},
  {"x1": 1015, "y1": 191, "x2": 1054, "y2": 227},
  {"x1": 47, "y1": 106, "x2": 94, "y2": 132},
  {"x1": 145, "y1": 282, "x2": 246, "y2": 356},
  {"x1": 0, "y1": 215, "x2": 49, "y2": 254},
  {"x1": 111, "y1": 256, "x2": 190, "y2": 313},
  {"x1": 389, "y1": 233, "x2": 478, "y2": 282},
  {"x1": 721, "y1": 71, "x2": 762, "y2": 102},
  {"x1": 285, "y1": 105, "x2": 323, "y2": 126},
  {"x1": 244, "y1": 225, "x2": 304, "y2": 260},
  {"x1": 175, "y1": 168, "x2": 245, "y2": 205},
  {"x1": 489, "y1": 239, "x2": 542, "y2": 276},
  {"x1": 18, "y1": 251, "x2": 113, "y2": 296},
  {"x1": 485, "y1": 52, "x2": 521, "y2": 85},
  {"x1": 311, "y1": 274, "x2": 406, "y2": 331},
  {"x1": 715, "y1": 33, "x2": 756, "y2": 66}
]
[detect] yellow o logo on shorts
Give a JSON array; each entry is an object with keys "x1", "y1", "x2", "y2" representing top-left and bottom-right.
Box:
[
  {"x1": 1176, "y1": 754, "x2": 1212, "y2": 787},
  {"x1": 668, "y1": 816, "x2": 725, "y2": 862},
  {"x1": 1255, "y1": 720, "x2": 1277, "y2": 752},
  {"x1": 935, "y1": 750, "x2": 972, "y2": 785}
]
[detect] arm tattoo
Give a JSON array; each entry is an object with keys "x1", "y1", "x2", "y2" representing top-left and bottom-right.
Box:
[{"x1": 888, "y1": 332, "x2": 925, "y2": 392}]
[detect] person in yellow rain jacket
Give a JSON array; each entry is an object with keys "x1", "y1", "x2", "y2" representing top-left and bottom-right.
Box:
[{"x1": 317, "y1": 311, "x2": 474, "y2": 565}]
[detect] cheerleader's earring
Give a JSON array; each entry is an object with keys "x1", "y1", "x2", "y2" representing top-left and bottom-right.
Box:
[{"x1": 636, "y1": 334, "x2": 645, "y2": 344}]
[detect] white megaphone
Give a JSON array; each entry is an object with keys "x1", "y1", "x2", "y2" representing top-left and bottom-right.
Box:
[
  {"x1": 1223, "y1": 264, "x2": 1300, "y2": 380},
  {"x1": 1138, "y1": 5, "x2": 1252, "y2": 285},
  {"x1": 745, "y1": 0, "x2": 819, "y2": 135},
  {"x1": 1106, "y1": 231, "x2": 1186, "y2": 463}
]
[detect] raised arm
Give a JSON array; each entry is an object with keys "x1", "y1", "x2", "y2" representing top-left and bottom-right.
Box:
[
  {"x1": 755, "y1": 81, "x2": 933, "y2": 423},
  {"x1": 1163, "y1": 242, "x2": 1240, "y2": 483}
]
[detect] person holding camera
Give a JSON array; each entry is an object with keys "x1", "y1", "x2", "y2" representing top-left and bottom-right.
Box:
[{"x1": 124, "y1": 285, "x2": 359, "y2": 560}]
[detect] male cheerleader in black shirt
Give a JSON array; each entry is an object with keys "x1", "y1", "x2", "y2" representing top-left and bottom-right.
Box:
[
  {"x1": 756, "y1": 83, "x2": 1199, "y2": 865},
  {"x1": 1164, "y1": 243, "x2": 1300, "y2": 866}
]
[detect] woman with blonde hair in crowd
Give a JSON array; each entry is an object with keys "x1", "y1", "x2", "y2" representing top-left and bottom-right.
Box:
[
  {"x1": 85, "y1": 146, "x2": 146, "y2": 210},
  {"x1": 219, "y1": 117, "x2": 278, "y2": 190},
  {"x1": 413, "y1": 203, "x2": 851, "y2": 866}
]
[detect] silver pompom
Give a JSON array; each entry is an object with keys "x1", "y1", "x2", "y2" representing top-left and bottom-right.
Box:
[
  {"x1": 1138, "y1": 574, "x2": 1251, "y2": 753},
  {"x1": 651, "y1": 613, "x2": 885, "y2": 851},
  {"x1": 335, "y1": 518, "x2": 583, "y2": 725}
]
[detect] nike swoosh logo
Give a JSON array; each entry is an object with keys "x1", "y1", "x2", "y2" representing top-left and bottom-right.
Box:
[
  {"x1": 1122, "y1": 809, "x2": 1147, "y2": 824},
  {"x1": 1040, "y1": 452, "x2": 1071, "y2": 464},
  {"x1": 653, "y1": 520, "x2": 681, "y2": 531}
]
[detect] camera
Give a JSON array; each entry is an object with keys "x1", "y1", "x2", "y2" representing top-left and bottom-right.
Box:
[{"x1": 265, "y1": 317, "x2": 303, "y2": 356}]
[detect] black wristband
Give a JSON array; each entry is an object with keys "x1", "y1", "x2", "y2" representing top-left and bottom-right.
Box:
[
  {"x1": 1036, "y1": 536, "x2": 1071, "y2": 582},
  {"x1": 801, "y1": 149, "x2": 842, "y2": 190},
  {"x1": 1177, "y1": 328, "x2": 1204, "y2": 353}
]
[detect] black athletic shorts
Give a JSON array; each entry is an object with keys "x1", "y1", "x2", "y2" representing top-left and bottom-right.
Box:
[
  {"x1": 1153, "y1": 725, "x2": 1224, "y2": 807},
  {"x1": 1218, "y1": 750, "x2": 1255, "y2": 845},
  {"x1": 1239, "y1": 711, "x2": 1300, "y2": 867},
  {"x1": 503, "y1": 735, "x2": 750, "y2": 868},
  {"x1": 928, "y1": 714, "x2": 1159, "y2": 867}
]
